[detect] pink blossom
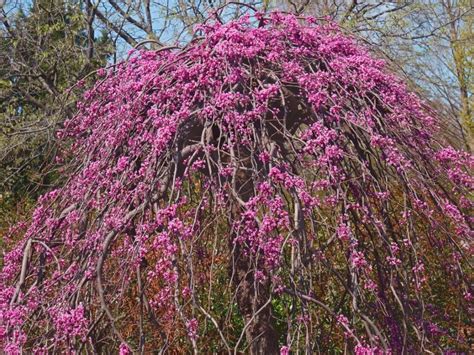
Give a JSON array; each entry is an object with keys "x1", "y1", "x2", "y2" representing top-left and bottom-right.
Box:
[
  {"x1": 186, "y1": 318, "x2": 199, "y2": 340},
  {"x1": 119, "y1": 343, "x2": 131, "y2": 355}
]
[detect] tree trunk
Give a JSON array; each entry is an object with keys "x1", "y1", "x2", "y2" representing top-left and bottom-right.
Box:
[
  {"x1": 229, "y1": 152, "x2": 279, "y2": 354},
  {"x1": 232, "y1": 241, "x2": 280, "y2": 354}
]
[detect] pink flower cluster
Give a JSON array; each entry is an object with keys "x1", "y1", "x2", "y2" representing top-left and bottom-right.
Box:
[{"x1": 49, "y1": 304, "x2": 89, "y2": 341}]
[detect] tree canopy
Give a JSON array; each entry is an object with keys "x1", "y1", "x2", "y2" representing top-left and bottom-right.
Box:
[{"x1": 1, "y1": 12, "x2": 472, "y2": 353}]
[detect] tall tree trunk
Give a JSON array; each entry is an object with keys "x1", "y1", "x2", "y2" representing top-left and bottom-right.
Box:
[
  {"x1": 229, "y1": 152, "x2": 279, "y2": 354},
  {"x1": 444, "y1": 0, "x2": 473, "y2": 151},
  {"x1": 232, "y1": 240, "x2": 280, "y2": 354}
]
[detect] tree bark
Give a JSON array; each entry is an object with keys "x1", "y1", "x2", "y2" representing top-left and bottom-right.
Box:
[
  {"x1": 232, "y1": 240, "x2": 280, "y2": 354},
  {"x1": 229, "y1": 151, "x2": 280, "y2": 354}
]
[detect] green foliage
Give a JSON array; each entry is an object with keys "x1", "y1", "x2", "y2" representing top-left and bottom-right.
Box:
[{"x1": 0, "y1": 0, "x2": 112, "y2": 214}]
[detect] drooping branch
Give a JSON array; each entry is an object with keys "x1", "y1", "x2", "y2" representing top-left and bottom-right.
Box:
[{"x1": 1, "y1": 11, "x2": 472, "y2": 354}]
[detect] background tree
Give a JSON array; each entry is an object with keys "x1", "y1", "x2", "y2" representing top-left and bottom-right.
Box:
[
  {"x1": 91, "y1": 0, "x2": 265, "y2": 55},
  {"x1": 0, "y1": 0, "x2": 112, "y2": 230}
]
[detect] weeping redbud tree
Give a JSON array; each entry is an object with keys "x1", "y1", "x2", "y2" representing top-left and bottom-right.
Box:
[{"x1": 1, "y1": 11, "x2": 473, "y2": 354}]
